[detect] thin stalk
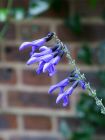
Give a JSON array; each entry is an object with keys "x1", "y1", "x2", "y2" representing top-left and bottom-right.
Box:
[{"x1": 0, "y1": 0, "x2": 13, "y2": 40}]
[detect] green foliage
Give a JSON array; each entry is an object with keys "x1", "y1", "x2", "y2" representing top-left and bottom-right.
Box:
[
  {"x1": 50, "y1": 0, "x2": 62, "y2": 12},
  {"x1": 77, "y1": 43, "x2": 92, "y2": 64},
  {"x1": 65, "y1": 13, "x2": 82, "y2": 35},
  {"x1": 89, "y1": 0, "x2": 97, "y2": 9},
  {"x1": 60, "y1": 120, "x2": 71, "y2": 139},
  {"x1": 97, "y1": 71, "x2": 105, "y2": 87},
  {"x1": 97, "y1": 42, "x2": 105, "y2": 64},
  {"x1": 70, "y1": 69, "x2": 105, "y2": 140},
  {"x1": 71, "y1": 124, "x2": 94, "y2": 140},
  {"x1": 77, "y1": 92, "x2": 105, "y2": 127}
]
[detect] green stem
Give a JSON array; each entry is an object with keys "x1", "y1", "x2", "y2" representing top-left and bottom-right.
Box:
[{"x1": 0, "y1": 0, "x2": 13, "y2": 40}]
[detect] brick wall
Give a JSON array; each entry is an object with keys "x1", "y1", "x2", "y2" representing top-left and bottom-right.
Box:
[{"x1": 0, "y1": 0, "x2": 105, "y2": 140}]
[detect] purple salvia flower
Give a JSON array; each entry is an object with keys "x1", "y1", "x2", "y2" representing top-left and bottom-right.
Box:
[
  {"x1": 32, "y1": 43, "x2": 62, "y2": 57},
  {"x1": 32, "y1": 47, "x2": 52, "y2": 57},
  {"x1": 27, "y1": 53, "x2": 54, "y2": 65},
  {"x1": 39, "y1": 46, "x2": 48, "y2": 51},
  {"x1": 79, "y1": 80, "x2": 86, "y2": 90},
  {"x1": 49, "y1": 78, "x2": 71, "y2": 106},
  {"x1": 43, "y1": 50, "x2": 64, "y2": 76},
  {"x1": 19, "y1": 32, "x2": 54, "y2": 52},
  {"x1": 43, "y1": 56, "x2": 60, "y2": 73},
  {"x1": 47, "y1": 65, "x2": 56, "y2": 76},
  {"x1": 56, "y1": 80, "x2": 79, "y2": 106},
  {"x1": 19, "y1": 39, "x2": 45, "y2": 51},
  {"x1": 69, "y1": 69, "x2": 86, "y2": 90},
  {"x1": 26, "y1": 47, "x2": 64, "y2": 76},
  {"x1": 48, "y1": 78, "x2": 71, "y2": 94},
  {"x1": 36, "y1": 61, "x2": 45, "y2": 74},
  {"x1": 48, "y1": 69, "x2": 86, "y2": 106}
]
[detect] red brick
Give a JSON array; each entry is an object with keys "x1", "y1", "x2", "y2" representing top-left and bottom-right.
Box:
[
  {"x1": 24, "y1": 115, "x2": 52, "y2": 130},
  {"x1": 0, "y1": 114, "x2": 17, "y2": 130},
  {"x1": 20, "y1": 24, "x2": 49, "y2": 41},
  {"x1": 0, "y1": 68, "x2": 17, "y2": 84},
  {"x1": 22, "y1": 70, "x2": 51, "y2": 86},
  {"x1": 7, "y1": 90, "x2": 69, "y2": 109},
  {"x1": 4, "y1": 46, "x2": 30, "y2": 62},
  {"x1": 57, "y1": 24, "x2": 105, "y2": 42},
  {"x1": 0, "y1": 23, "x2": 16, "y2": 40}
]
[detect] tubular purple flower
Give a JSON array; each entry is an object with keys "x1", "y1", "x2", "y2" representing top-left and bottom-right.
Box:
[
  {"x1": 32, "y1": 47, "x2": 52, "y2": 57},
  {"x1": 19, "y1": 32, "x2": 54, "y2": 51},
  {"x1": 19, "y1": 38, "x2": 46, "y2": 51},
  {"x1": 63, "y1": 96, "x2": 69, "y2": 107},
  {"x1": 56, "y1": 81, "x2": 79, "y2": 105},
  {"x1": 69, "y1": 69, "x2": 86, "y2": 90},
  {"x1": 27, "y1": 53, "x2": 54, "y2": 65},
  {"x1": 32, "y1": 43, "x2": 62, "y2": 57},
  {"x1": 43, "y1": 50, "x2": 64, "y2": 75},
  {"x1": 48, "y1": 65, "x2": 56, "y2": 76},
  {"x1": 19, "y1": 41, "x2": 37, "y2": 51},
  {"x1": 48, "y1": 78, "x2": 70, "y2": 94},
  {"x1": 39, "y1": 46, "x2": 48, "y2": 51},
  {"x1": 36, "y1": 61, "x2": 45, "y2": 74},
  {"x1": 79, "y1": 80, "x2": 86, "y2": 90},
  {"x1": 43, "y1": 55, "x2": 60, "y2": 73}
]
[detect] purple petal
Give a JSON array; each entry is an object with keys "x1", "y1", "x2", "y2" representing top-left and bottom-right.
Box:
[
  {"x1": 32, "y1": 48, "x2": 52, "y2": 57},
  {"x1": 63, "y1": 96, "x2": 69, "y2": 107},
  {"x1": 48, "y1": 78, "x2": 69, "y2": 94},
  {"x1": 30, "y1": 46, "x2": 37, "y2": 56},
  {"x1": 52, "y1": 56, "x2": 60, "y2": 65},
  {"x1": 59, "y1": 88, "x2": 69, "y2": 107},
  {"x1": 43, "y1": 56, "x2": 60, "y2": 73},
  {"x1": 19, "y1": 38, "x2": 46, "y2": 51},
  {"x1": 36, "y1": 61, "x2": 45, "y2": 74},
  {"x1": 19, "y1": 42, "x2": 36, "y2": 51},
  {"x1": 43, "y1": 62, "x2": 52, "y2": 73},
  {"x1": 56, "y1": 87, "x2": 73, "y2": 105},
  {"x1": 40, "y1": 54, "x2": 53, "y2": 62},
  {"x1": 26, "y1": 57, "x2": 39, "y2": 65},
  {"x1": 39, "y1": 46, "x2": 48, "y2": 51},
  {"x1": 65, "y1": 87, "x2": 74, "y2": 96},
  {"x1": 48, "y1": 65, "x2": 56, "y2": 76},
  {"x1": 32, "y1": 38, "x2": 46, "y2": 47},
  {"x1": 56, "y1": 93, "x2": 65, "y2": 104},
  {"x1": 65, "y1": 81, "x2": 78, "y2": 96},
  {"x1": 79, "y1": 80, "x2": 86, "y2": 90}
]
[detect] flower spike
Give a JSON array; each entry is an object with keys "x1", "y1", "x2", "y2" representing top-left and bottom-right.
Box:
[{"x1": 19, "y1": 32, "x2": 105, "y2": 114}]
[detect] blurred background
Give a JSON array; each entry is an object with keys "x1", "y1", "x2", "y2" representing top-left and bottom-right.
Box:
[{"x1": 0, "y1": 0, "x2": 105, "y2": 140}]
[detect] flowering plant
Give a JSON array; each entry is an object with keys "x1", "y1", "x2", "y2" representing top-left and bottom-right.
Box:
[{"x1": 19, "y1": 32, "x2": 105, "y2": 115}]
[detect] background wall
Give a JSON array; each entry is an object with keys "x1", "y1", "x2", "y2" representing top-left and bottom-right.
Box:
[{"x1": 0, "y1": 0, "x2": 105, "y2": 140}]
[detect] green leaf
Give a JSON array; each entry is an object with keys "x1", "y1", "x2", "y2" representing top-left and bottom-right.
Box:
[
  {"x1": 51, "y1": 0, "x2": 62, "y2": 12},
  {"x1": 65, "y1": 13, "x2": 82, "y2": 35},
  {"x1": 97, "y1": 42, "x2": 105, "y2": 64},
  {"x1": 89, "y1": 0, "x2": 97, "y2": 9},
  {"x1": 77, "y1": 43, "x2": 92, "y2": 64},
  {"x1": 97, "y1": 71, "x2": 105, "y2": 86},
  {"x1": 77, "y1": 92, "x2": 105, "y2": 127}
]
